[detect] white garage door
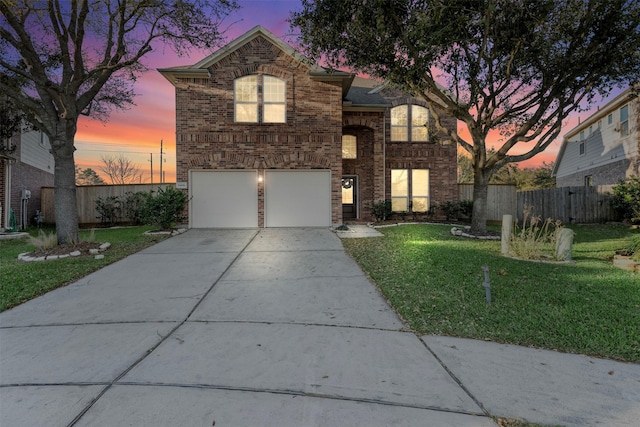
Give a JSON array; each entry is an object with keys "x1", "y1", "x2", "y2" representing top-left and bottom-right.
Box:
[
  {"x1": 265, "y1": 170, "x2": 331, "y2": 227},
  {"x1": 190, "y1": 170, "x2": 258, "y2": 228}
]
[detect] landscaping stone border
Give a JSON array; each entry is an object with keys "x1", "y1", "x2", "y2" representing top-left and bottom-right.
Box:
[
  {"x1": 450, "y1": 226, "x2": 500, "y2": 240},
  {"x1": 143, "y1": 228, "x2": 187, "y2": 236},
  {"x1": 18, "y1": 243, "x2": 111, "y2": 262}
]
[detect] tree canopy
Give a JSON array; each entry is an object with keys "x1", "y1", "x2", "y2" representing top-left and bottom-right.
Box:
[
  {"x1": 75, "y1": 167, "x2": 105, "y2": 186},
  {"x1": 292, "y1": 0, "x2": 640, "y2": 232},
  {"x1": 1, "y1": 0, "x2": 237, "y2": 243}
]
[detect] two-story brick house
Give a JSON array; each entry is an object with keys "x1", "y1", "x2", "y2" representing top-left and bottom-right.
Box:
[
  {"x1": 553, "y1": 86, "x2": 639, "y2": 187},
  {"x1": 159, "y1": 26, "x2": 457, "y2": 228}
]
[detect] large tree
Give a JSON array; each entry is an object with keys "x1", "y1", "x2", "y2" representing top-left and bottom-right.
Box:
[
  {"x1": 292, "y1": 0, "x2": 640, "y2": 233},
  {"x1": 0, "y1": 0, "x2": 237, "y2": 243}
]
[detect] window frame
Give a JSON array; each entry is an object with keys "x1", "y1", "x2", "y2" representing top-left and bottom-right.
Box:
[
  {"x1": 234, "y1": 74, "x2": 286, "y2": 124},
  {"x1": 234, "y1": 75, "x2": 258, "y2": 123},
  {"x1": 342, "y1": 135, "x2": 357, "y2": 159},
  {"x1": 262, "y1": 75, "x2": 286, "y2": 123},
  {"x1": 390, "y1": 104, "x2": 429, "y2": 142},
  {"x1": 620, "y1": 104, "x2": 629, "y2": 136},
  {"x1": 390, "y1": 168, "x2": 430, "y2": 212}
]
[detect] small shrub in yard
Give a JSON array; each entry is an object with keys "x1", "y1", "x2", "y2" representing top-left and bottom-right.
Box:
[
  {"x1": 610, "y1": 175, "x2": 640, "y2": 224},
  {"x1": 372, "y1": 200, "x2": 392, "y2": 221},
  {"x1": 438, "y1": 200, "x2": 460, "y2": 220},
  {"x1": 95, "y1": 195, "x2": 121, "y2": 227},
  {"x1": 510, "y1": 207, "x2": 563, "y2": 259},
  {"x1": 459, "y1": 199, "x2": 473, "y2": 219},
  {"x1": 142, "y1": 186, "x2": 188, "y2": 230},
  {"x1": 122, "y1": 191, "x2": 148, "y2": 225}
]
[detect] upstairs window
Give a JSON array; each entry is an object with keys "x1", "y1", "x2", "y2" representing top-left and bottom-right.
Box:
[
  {"x1": 263, "y1": 76, "x2": 286, "y2": 123},
  {"x1": 620, "y1": 104, "x2": 629, "y2": 136},
  {"x1": 235, "y1": 76, "x2": 258, "y2": 122},
  {"x1": 342, "y1": 135, "x2": 357, "y2": 159},
  {"x1": 234, "y1": 75, "x2": 286, "y2": 123},
  {"x1": 391, "y1": 105, "x2": 429, "y2": 142}
]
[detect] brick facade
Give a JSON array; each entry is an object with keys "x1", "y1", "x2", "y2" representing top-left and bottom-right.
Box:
[
  {"x1": 173, "y1": 35, "x2": 343, "y2": 226},
  {"x1": 163, "y1": 27, "x2": 458, "y2": 226},
  {"x1": 1, "y1": 133, "x2": 54, "y2": 229}
]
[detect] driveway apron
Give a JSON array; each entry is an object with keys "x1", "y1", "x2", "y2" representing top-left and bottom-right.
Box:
[{"x1": 1, "y1": 228, "x2": 495, "y2": 426}]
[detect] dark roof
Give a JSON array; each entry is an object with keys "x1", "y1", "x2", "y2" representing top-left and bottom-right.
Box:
[{"x1": 344, "y1": 77, "x2": 391, "y2": 110}]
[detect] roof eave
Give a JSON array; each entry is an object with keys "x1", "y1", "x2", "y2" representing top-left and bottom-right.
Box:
[
  {"x1": 309, "y1": 72, "x2": 356, "y2": 97},
  {"x1": 157, "y1": 68, "x2": 210, "y2": 86}
]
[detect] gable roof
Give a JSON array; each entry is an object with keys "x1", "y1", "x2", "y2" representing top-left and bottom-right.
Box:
[
  {"x1": 158, "y1": 25, "x2": 355, "y2": 97},
  {"x1": 552, "y1": 86, "x2": 638, "y2": 176}
]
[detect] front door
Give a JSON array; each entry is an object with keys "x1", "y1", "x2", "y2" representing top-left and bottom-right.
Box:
[{"x1": 342, "y1": 176, "x2": 357, "y2": 220}]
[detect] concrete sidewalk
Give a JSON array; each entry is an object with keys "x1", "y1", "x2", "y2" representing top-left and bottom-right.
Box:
[{"x1": 1, "y1": 228, "x2": 638, "y2": 426}]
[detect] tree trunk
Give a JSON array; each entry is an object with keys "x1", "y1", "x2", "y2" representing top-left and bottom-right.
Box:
[
  {"x1": 470, "y1": 170, "x2": 490, "y2": 234},
  {"x1": 52, "y1": 132, "x2": 79, "y2": 244}
]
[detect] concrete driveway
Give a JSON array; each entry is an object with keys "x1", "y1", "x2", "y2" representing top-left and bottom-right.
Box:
[{"x1": 1, "y1": 228, "x2": 638, "y2": 426}]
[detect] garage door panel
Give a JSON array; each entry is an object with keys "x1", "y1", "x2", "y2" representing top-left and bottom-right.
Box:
[
  {"x1": 190, "y1": 170, "x2": 257, "y2": 228},
  {"x1": 265, "y1": 170, "x2": 331, "y2": 227}
]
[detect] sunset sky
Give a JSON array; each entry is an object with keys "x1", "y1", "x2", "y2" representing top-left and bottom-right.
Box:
[{"x1": 73, "y1": 0, "x2": 622, "y2": 184}]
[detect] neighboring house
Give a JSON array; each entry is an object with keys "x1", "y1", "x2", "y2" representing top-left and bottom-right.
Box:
[
  {"x1": 0, "y1": 127, "x2": 55, "y2": 230},
  {"x1": 159, "y1": 26, "x2": 457, "y2": 228},
  {"x1": 553, "y1": 86, "x2": 639, "y2": 187}
]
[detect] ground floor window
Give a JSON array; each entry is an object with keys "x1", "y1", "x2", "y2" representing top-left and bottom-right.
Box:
[{"x1": 391, "y1": 169, "x2": 430, "y2": 212}]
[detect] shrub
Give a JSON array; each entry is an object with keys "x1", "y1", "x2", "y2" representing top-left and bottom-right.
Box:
[
  {"x1": 459, "y1": 199, "x2": 473, "y2": 218},
  {"x1": 95, "y1": 196, "x2": 121, "y2": 227},
  {"x1": 371, "y1": 200, "x2": 392, "y2": 222},
  {"x1": 438, "y1": 200, "x2": 460, "y2": 220},
  {"x1": 141, "y1": 186, "x2": 188, "y2": 230},
  {"x1": 122, "y1": 191, "x2": 148, "y2": 225},
  {"x1": 610, "y1": 176, "x2": 640, "y2": 224}
]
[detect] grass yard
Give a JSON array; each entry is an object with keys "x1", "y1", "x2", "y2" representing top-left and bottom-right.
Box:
[
  {"x1": 0, "y1": 226, "x2": 170, "y2": 312},
  {"x1": 342, "y1": 223, "x2": 640, "y2": 363}
]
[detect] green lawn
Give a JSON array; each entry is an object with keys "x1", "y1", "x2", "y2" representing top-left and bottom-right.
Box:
[
  {"x1": 0, "y1": 227, "x2": 170, "y2": 312},
  {"x1": 342, "y1": 224, "x2": 640, "y2": 363}
]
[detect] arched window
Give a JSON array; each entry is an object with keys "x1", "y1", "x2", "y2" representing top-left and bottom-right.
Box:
[
  {"x1": 390, "y1": 104, "x2": 429, "y2": 142},
  {"x1": 234, "y1": 75, "x2": 286, "y2": 123},
  {"x1": 342, "y1": 135, "x2": 357, "y2": 159}
]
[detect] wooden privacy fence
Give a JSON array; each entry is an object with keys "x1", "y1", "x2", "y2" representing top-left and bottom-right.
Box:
[
  {"x1": 458, "y1": 184, "x2": 517, "y2": 221},
  {"x1": 517, "y1": 186, "x2": 616, "y2": 224},
  {"x1": 41, "y1": 183, "x2": 175, "y2": 226}
]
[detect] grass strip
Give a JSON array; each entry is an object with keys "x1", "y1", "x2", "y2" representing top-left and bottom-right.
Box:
[
  {"x1": 342, "y1": 224, "x2": 640, "y2": 363},
  {"x1": 0, "y1": 226, "x2": 170, "y2": 312}
]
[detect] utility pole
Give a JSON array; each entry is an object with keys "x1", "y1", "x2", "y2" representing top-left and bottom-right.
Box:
[
  {"x1": 149, "y1": 153, "x2": 153, "y2": 184},
  {"x1": 159, "y1": 139, "x2": 164, "y2": 183}
]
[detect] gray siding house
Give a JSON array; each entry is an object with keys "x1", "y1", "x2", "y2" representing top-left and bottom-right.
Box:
[{"x1": 553, "y1": 87, "x2": 639, "y2": 187}]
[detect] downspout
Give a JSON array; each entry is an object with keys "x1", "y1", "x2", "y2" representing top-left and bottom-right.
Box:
[
  {"x1": 383, "y1": 108, "x2": 387, "y2": 200},
  {"x1": 4, "y1": 162, "x2": 11, "y2": 230}
]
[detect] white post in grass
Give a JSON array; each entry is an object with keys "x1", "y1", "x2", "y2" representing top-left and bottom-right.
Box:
[
  {"x1": 501, "y1": 214, "x2": 513, "y2": 256},
  {"x1": 555, "y1": 228, "x2": 575, "y2": 261}
]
